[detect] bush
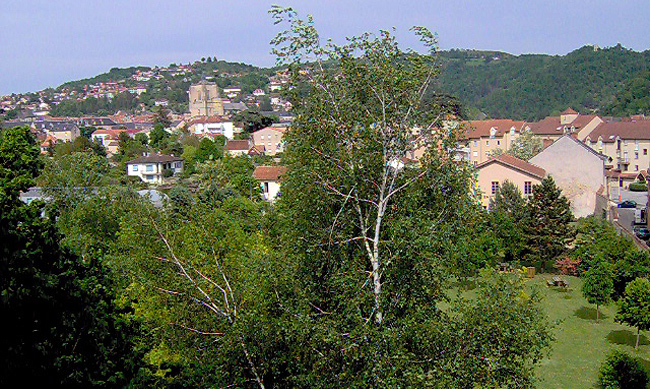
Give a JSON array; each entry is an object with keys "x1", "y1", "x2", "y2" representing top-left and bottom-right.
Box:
[
  {"x1": 555, "y1": 256, "x2": 581, "y2": 276},
  {"x1": 598, "y1": 350, "x2": 648, "y2": 388},
  {"x1": 629, "y1": 181, "x2": 648, "y2": 192}
]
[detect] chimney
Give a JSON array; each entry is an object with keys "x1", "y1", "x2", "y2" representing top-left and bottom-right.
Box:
[{"x1": 542, "y1": 139, "x2": 553, "y2": 149}]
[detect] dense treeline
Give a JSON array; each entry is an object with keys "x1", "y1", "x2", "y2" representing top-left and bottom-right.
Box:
[
  {"x1": 39, "y1": 44, "x2": 650, "y2": 119},
  {"x1": 436, "y1": 45, "x2": 650, "y2": 120}
]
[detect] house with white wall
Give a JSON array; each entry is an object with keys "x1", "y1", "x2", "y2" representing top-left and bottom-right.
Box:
[
  {"x1": 126, "y1": 155, "x2": 184, "y2": 185},
  {"x1": 253, "y1": 166, "x2": 287, "y2": 203}
]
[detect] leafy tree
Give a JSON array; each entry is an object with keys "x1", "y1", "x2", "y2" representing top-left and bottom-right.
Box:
[
  {"x1": 39, "y1": 152, "x2": 109, "y2": 211},
  {"x1": 135, "y1": 131, "x2": 149, "y2": 145},
  {"x1": 507, "y1": 129, "x2": 543, "y2": 160},
  {"x1": 525, "y1": 176, "x2": 574, "y2": 271},
  {"x1": 233, "y1": 109, "x2": 275, "y2": 134},
  {"x1": 266, "y1": 7, "x2": 551, "y2": 387},
  {"x1": 598, "y1": 350, "x2": 648, "y2": 389},
  {"x1": 0, "y1": 127, "x2": 143, "y2": 387},
  {"x1": 153, "y1": 107, "x2": 172, "y2": 130},
  {"x1": 54, "y1": 135, "x2": 106, "y2": 157},
  {"x1": 148, "y1": 127, "x2": 170, "y2": 150},
  {"x1": 489, "y1": 180, "x2": 527, "y2": 262},
  {"x1": 617, "y1": 277, "x2": 650, "y2": 349},
  {"x1": 582, "y1": 262, "x2": 614, "y2": 322}
]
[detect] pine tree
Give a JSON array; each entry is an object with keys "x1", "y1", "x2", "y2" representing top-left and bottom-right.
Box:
[
  {"x1": 525, "y1": 176, "x2": 574, "y2": 271},
  {"x1": 489, "y1": 180, "x2": 527, "y2": 262}
]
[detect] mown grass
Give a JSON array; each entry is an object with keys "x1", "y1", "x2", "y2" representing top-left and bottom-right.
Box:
[
  {"x1": 531, "y1": 275, "x2": 650, "y2": 389},
  {"x1": 449, "y1": 274, "x2": 650, "y2": 388}
]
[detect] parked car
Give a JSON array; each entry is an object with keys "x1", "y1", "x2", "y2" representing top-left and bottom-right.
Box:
[
  {"x1": 618, "y1": 200, "x2": 637, "y2": 208},
  {"x1": 636, "y1": 227, "x2": 650, "y2": 240}
]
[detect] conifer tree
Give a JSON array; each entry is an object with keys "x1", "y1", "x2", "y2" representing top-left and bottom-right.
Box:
[
  {"x1": 489, "y1": 180, "x2": 527, "y2": 262},
  {"x1": 525, "y1": 176, "x2": 574, "y2": 271}
]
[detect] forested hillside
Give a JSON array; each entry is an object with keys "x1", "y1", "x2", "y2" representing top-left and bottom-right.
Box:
[
  {"x1": 7, "y1": 45, "x2": 650, "y2": 120},
  {"x1": 436, "y1": 45, "x2": 650, "y2": 120}
]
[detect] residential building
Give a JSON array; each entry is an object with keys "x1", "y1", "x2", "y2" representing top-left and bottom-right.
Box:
[
  {"x1": 225, "y1": 139, "x2": 253, "y2": 156},
  {"x1": 253, "y1": 166, "x2": 287, "y2": 203},
  {"x1": 252, "y1": 126, "x2": 286, "y2": 155},
  {"x1": 529, "y1": 109, "x2": 602, "y2": 143},
  {"x1": 475, "y1": 154, "x2": 546, "y2": 209},
  {"x1": 583, "y1": 121, "x2": 650, "y2": 173},
  {"x1": 530, "y1": 135, "x2": 608, "y2": 218},
  {"x1": 189, "y1": 81, "x2": 224, "y2": 117},
  {"x1": 464, "y1": 119, "x2": 527, "y2": 165},
  {"x1": 188, "y1": 117, "x2": 234, "y2": 139},
  {"x1": 126, "y1": 155, "x2": 184, "y2": 185}
]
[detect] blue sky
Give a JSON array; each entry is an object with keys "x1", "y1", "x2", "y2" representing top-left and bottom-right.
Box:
[{"x1": 2, "y1": 0, "x2": 650, "y2": 95}]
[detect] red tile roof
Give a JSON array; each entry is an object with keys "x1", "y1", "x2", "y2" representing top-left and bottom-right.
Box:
[
  {"x1": 561, "y1": 108, "x2": 578, "y2": 115},
  {"x1": 126, "y1": 154, "x2": 183, "y2": 164},
  {"x1": 225, "y1": 140, "x2": 251, "y2": 151},
  {"x1": 584, "y1": 121, "x2": 650, "y2": 142},
  {"x1": 463, "y1": 119, "x2": 527, "y2": 140},
  {"x1": 476, "y1": 154, "x2": 546, "y2": 179},
  {"x1": 253, "y1": 166, "x2": 287, "y2": 181}
]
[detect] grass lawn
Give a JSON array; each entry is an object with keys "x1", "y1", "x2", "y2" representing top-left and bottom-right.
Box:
[{"x1": 529, "y1": 275, "x2": 650, "y2": 389}]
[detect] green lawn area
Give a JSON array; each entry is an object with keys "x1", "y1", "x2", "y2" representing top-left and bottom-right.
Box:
[{"x1": 530, "y1": 275, "x2": 650, "y2": 389}]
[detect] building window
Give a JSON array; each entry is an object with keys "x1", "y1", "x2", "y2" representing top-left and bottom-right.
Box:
[
  {"x1": 133, "y1": 165, "x2": 138, "y2": 171},
  {"x1": 486, "y1": 140, "x2": 490, "y2": 146},
  {"x1": 497, "y1": 140, "x2": 501, "y2": 146},
  {"x1": 636, "y1": 165, "x2": 639, "y2": 171},
  {"x1": 491, "y1": 181, "x2": 499, "y2": 195},
  {"x1": 263, "y1": 182, "x2": 269, "y2": 193},
  {"x1": 636, "y1": 152, "x2": 639, "y2": 159},
  {"x1": 524, "y1": 181, "x2": 532, "y2": 195},
  {"x1": 473, "y1": 151, "x2": 478, "y2": 157},
  {"x1": 473, "y1": 140, "x2": 478, "y2": 147},
  {"x1": 146, "y1": 164, "x2": 154, "y2": 172},
  {"x1": 645, "y1": 149, "x2": 648, "y2": 155}
]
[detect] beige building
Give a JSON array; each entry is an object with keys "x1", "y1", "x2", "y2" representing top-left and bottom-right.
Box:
[
  {"x1": 529, "y1": 109, "x2": 602, "y2": 144},
  {"x1": 252, "y1": 126, "x2": 286, "y2": 155},
  {"x1": 583, "y1": 121, "x2": 650, "y2": 173},
  {"x1": 189, "y1": 81, "x2": 224, "y2": 117},
  {"x1": 475, "y1": 154, "x2": 546, "y2": 209},
  {"x1": 463, "y1": 119, "x2": 527, "y2": 165},
  {"x1": 530, "y1": 135, "x2": 608, "y2": 218}
]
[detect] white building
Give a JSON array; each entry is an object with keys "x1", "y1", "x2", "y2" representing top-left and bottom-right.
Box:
[
  {"x1": 126, "y1": 155, "x2": 184, "y2": 185},
  {"x1": 253, "y1": 166, "x2": 287, "y2": 203},
  {"x1": 189, "y1": 117, "x2": 234, "y2": 140}
]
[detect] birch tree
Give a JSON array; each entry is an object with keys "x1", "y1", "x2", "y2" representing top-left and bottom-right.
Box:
[{"x1": 271, "y1": 6, "x2": 472, "y2": 325}]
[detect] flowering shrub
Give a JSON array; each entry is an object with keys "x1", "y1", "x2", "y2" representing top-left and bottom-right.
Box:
[{"x1": 554, "y1": 256, "x2": 581, "y2": 276}]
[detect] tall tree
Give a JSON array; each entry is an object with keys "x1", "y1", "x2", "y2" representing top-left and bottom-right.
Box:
[
  {"x1": 507, "y1": 129, "x2": 544, "y2": 160},
  {"x1": 0, "y1": 127, "x2": 143, "y2": 387},
  {"x1": 582, "y1": 262, "x2": 614, "y2": 322},
  {"x1": 489, "y1": 179, "x2": 527, "y2": 262},
  {"x1": 525, "y1": 176, "x2": 574, "y2": 271},
  {"x1": 268, "y1": 7, "x2": 551, "y2": 387},
  {"x1": 617, "y1": 277, "x2": 650, "y2": 349}
]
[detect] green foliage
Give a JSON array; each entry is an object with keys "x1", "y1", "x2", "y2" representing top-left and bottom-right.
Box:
[
  {"x1": 197, "y1": 155, "x2": 260, "y2": 199},
  {"x1": 233, "y1": 109, "x2": 276, "y2": 134},
  {"x1": 605, "y1": 70, "x2": 650, "y2": 116},
  {"x1": 148, "y1": 127, "x2": 170, "y2": 150},
  {"x1": 525, "y1": 176, "x2": 574, "y2": 270},
  {"x1": 629, "y1": 181, "x2": 648, "y2": 192},
  {"x1": 598, "y1": 350, "x2": 648, "y2": 389},
  {"x1": 53, "y1": 135, "x2": 106, "y2": 157},
  {"x1": 437, "y1": 45, "x2": 650, "y2": 120},
  {"x1": 39, "y1": 152, "x2": 109, "y2": 211},
  {"x1": 617, "y1": 277, "x2": 650, "y2": 348},
  {"x1": 489, "y1": 180, "x2": 528, "y2": 263},
  {"x1": 0, "y1": 127, "x2": 43, "y2": 206},
  {"x1": 507, "y1": 129, "x2": 544, "y2": 160},
  {"x1": 582, "y1": 262, "x2": 614, "y2": 321},
  {"x1": 0, "y1": 132, "x2": 144, "y2": 387}
]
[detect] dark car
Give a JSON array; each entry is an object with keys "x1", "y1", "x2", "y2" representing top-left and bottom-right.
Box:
[
  {"x1": 618, "y1": 200, "x2": 637, "y2": 208},
  {"x1": 636, "y1": 227, "x2": 650, "y2": 240}
]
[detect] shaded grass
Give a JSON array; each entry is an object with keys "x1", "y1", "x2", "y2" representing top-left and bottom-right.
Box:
[
  {"x1": 449, "y1": 275, "x2": 650, "y2": 388},
  {"x1": 532, "y1": 276, "x2": 650, "y2": 389}
]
